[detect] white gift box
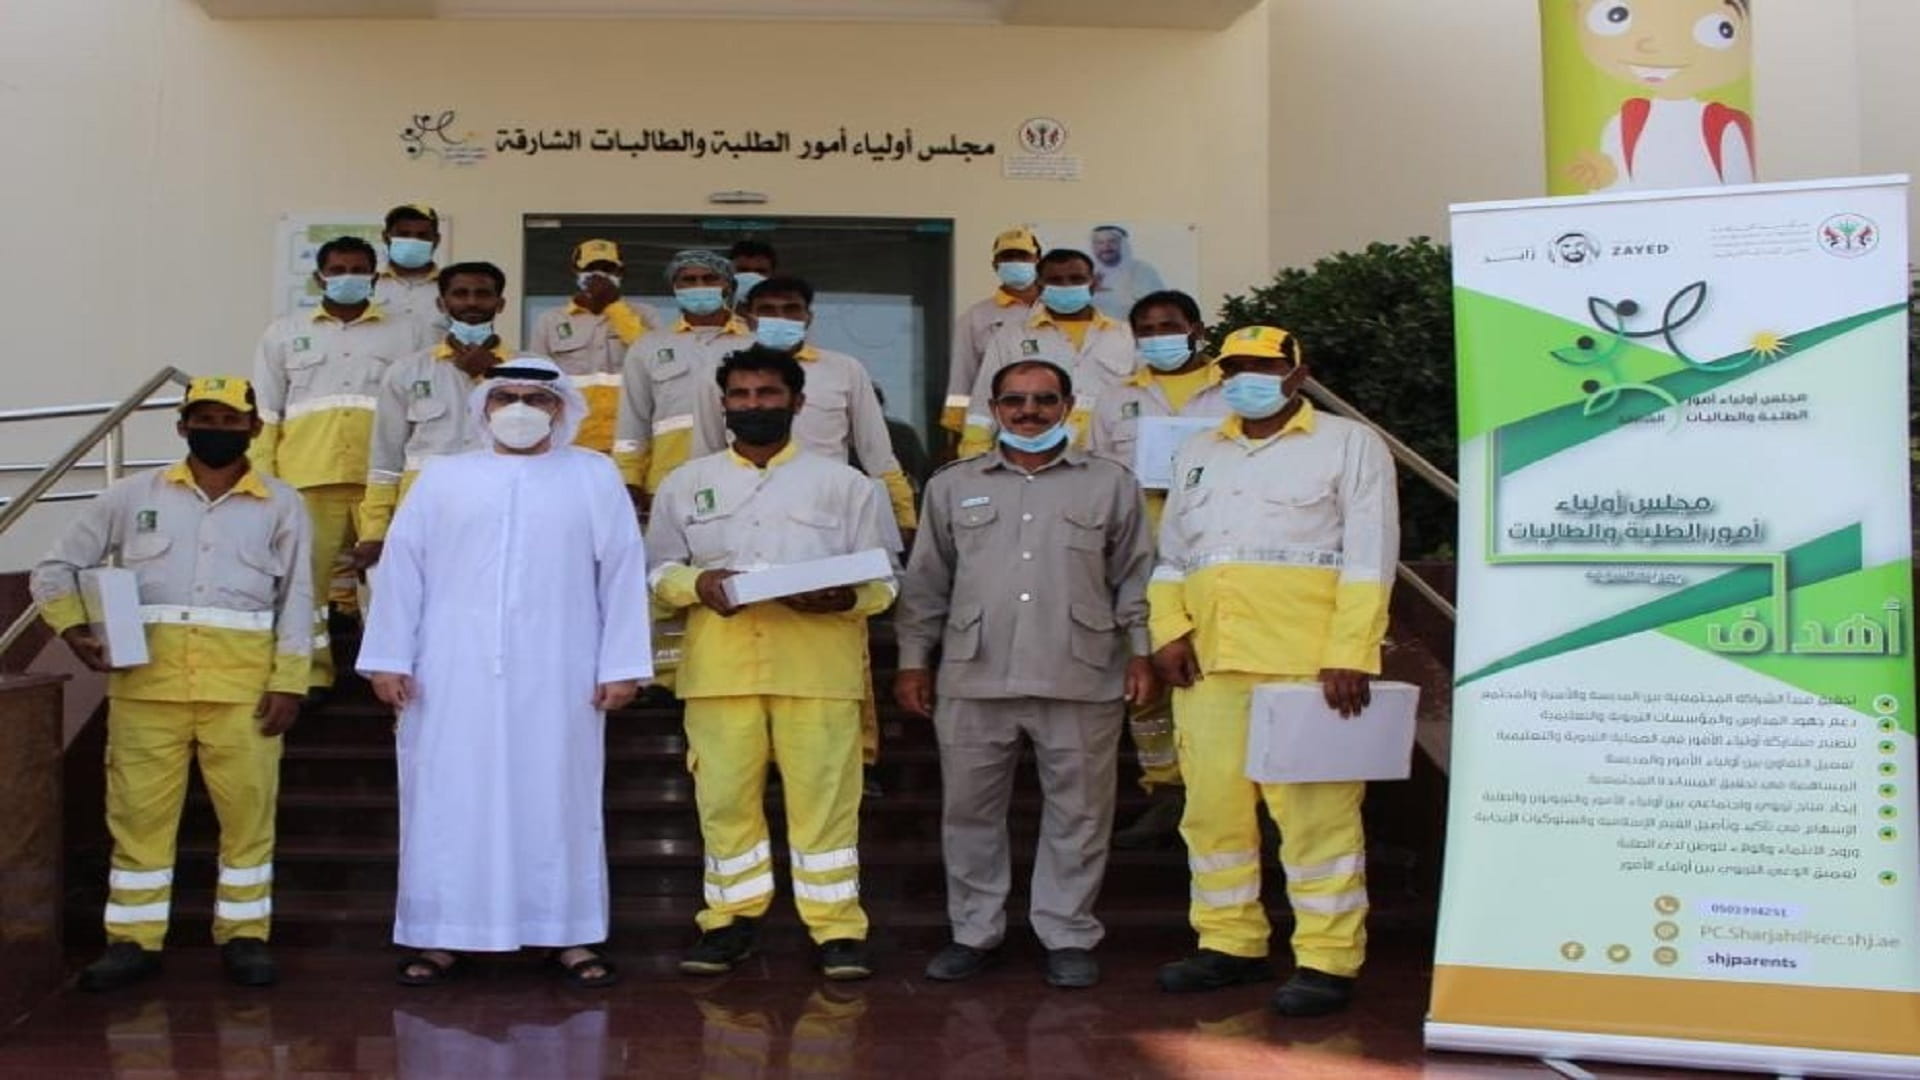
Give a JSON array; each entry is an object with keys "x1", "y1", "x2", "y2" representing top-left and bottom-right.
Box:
[
  {"x1": 1132, "y1": 416, "x2": 1221, "y2": 489},
  {"x1": 79, "y1": 567, "x2": 150, "y2": 668},
  {"x1": 722, "y1": 548, "x2": 894, "y2": 608},
  {"x1": 1244, "y1": 680, "x2": 1420, "y2": 783}
]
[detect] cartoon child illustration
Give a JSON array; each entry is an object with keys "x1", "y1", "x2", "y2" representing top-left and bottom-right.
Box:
[{"x1": 1566, "y1": 0, "x2": 1754, "y2": 193}]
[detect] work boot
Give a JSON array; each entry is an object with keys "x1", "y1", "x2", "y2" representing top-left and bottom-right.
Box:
[
  {"x1": 1272, "y1": 968, "x2": 1355, "y2": 1017},
  {"x1": 679, "y1": 918, "x2": 757, "y2": 976},
  {"x1": 222, "y1": 937, "x2": 278, "y2": 987},
  {"x1": 1112, "y1": 788, "x2": 1185, "y2": 850},
  {"x1": 1156, "y1": 949, "x2": 1276, "y2": 993},
  {"x1": 1044, "y1": 947, "x2": 1100, "y2": 989},
  {"x1": 818, "y1": 938, "x2": 872, "y2": 981},
  {"x1": 77, "y1": 942, "x2": 162, "y2": 993},
  {"x1": 924, "y1": 942, "x2": 997, "y2": 981}
]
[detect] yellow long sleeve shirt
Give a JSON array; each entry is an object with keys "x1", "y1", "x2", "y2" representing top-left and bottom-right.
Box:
[
  {"x1": 612, "y1": 315, "x2": 753, "y2": 493},
  {"x1": 526, "y1": 299, "x2": 661, "y2": 454}
]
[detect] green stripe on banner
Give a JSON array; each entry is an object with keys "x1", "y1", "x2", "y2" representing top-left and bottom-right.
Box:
[{"x1": 1457, "y1": 524, "x2": 1863, "y2": 687}]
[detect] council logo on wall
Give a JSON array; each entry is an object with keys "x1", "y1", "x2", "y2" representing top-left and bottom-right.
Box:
[{"x1": 1819, "y1": 213, "x2": 1879, "y2": 259}]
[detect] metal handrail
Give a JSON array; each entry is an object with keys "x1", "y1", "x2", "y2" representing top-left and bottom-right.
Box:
[{"x1": 0, "y1": 367, "x2": 193, "y2": 663}]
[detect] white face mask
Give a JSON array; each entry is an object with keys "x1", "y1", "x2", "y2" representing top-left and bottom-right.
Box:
[{"x1": 488, "y1": 402, "x2": 554, "y2": 450}]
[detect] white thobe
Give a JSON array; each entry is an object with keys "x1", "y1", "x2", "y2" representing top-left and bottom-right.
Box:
[{"x1": 358, "y1": 445, "x2": 654, "y2": 951}]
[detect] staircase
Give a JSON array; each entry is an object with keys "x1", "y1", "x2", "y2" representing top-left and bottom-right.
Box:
[{"x1": 57, "y1": 604, "x2": 1455, "y2": 956}]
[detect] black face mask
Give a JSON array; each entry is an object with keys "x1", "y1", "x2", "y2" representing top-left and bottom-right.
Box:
[
  {"x1": 186, "y1": 428, "x2": 251, "y2": 468},
  {"x1": 725, "y1": 408, "x2": 796, "y2": 446}
]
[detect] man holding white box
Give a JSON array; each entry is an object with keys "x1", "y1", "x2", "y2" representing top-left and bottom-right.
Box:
[
  {"x1": 647, "y1": 346, "x2": 895, "y2": 982},
  {"x1": 1148, "y1": 326, "x2": 1399, "y2": 1017},
  {"x1": 32, "y1": 376, "x2": 312, "y2": 991},
  {"x1": 896, "y1": 359, "x2": 1156, "y2": 990}
]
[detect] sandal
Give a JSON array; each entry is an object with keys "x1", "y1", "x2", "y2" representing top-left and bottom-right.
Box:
[
  {"x1": 395, "y1": 950, "x2": 462, "y2": 987},
  {"x1": 555, "y1": 948, "x2": 620, "y2": 989}
]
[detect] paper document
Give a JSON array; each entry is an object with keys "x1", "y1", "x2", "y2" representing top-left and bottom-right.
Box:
[
  {"x1": 79, "y1": 567, "x2": 150, "y2": 668},
  {"x1": 1132, "y1": 417, "x2": 1220, "y2": 489},
  {"x1": 1244, "y1": 681, "x2": 1419, "y2": 783},
  {"x1": 722, "y1": 548, "x2": 894, "y2": 607}
]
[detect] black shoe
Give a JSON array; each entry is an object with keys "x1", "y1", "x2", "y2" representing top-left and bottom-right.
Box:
[
  {"x1": 862, "y1": 767, "x2": 884, "y2": 799},
  {"x1": 222, "y1": 937, "x2": 277, "y2": 987},
  {"x1": 818, "y1": 938, "x2": 872, "y2": 981},
  {"x1": 680, "y1": 918, "x2": 757, "y2": 976},
  {"x1": 1272, "y1": 968, "x2": 1355, "y2": 1017},
  {"x1": 1112, "y1": 789, "x2": 1185, "y2": 850},
  {"x1": 1044, "y1": 947, "x2": 1099, "y2": 989},
  {"x1": 1156, "y1": 949, "x2": 1276, "y2": 993},
  {"x1": 924, "y1": 942, "x2": 996, "y2": 981},
  {"x1": 77, "y1": 942, "x2": 162, "y2": 992}
]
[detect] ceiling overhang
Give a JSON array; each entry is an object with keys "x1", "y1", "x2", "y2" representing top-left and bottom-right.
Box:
[{"x1": 192, "y1": 0, "x2": 1261, "y2": 31}]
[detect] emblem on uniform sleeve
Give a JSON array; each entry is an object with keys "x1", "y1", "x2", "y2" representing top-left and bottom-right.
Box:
[
  {"x1": 1020, "y1": 339, "x2": 1040, "y2": 356},
  {"x1": 1183, "y1": 467, "x2": 1205, "y2": 490},
  {"x1": 694, "y1": 488, "x2": 716, "y2": 514},
  {"x1": 411, "y1": 380, "x2": 432, "y2": 399},
  {"x1": 136, "y1": 510, "x2": 158, "y2": 532}
]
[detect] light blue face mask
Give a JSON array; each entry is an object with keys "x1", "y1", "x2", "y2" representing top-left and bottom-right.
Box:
[
  {"x1": 1137, "y1": 335, "x2": 1193, "y2": 372},
  {"x1": 754, "y1": 316, "x2": 807, "y2": 350},
  {"x1": 321, "y1": 273, "x2": 374, "y2": 305},
  {"x1": 676, "y1": 286, "x2": 726, "y2": 316},
  {"x1": 387, "y1": 237, "x2": 434, "y2": 269},
  {"x1": 733, "y1": 271, "x2": 768, "y2": 302},
  {"x1": 447, "y1": 319, "x2": 494, "y2": 347},
  {"x1": 1041, "y1": 283, "x2": 1094, "y2": 315},
  {"x1": 995, "y1": 260, "x2": 1038, "y2": 290},
  {"x1": 998, "y1": 423, "x2": 1070, "y2": 454},
  {"x1": 1222, "y1": 372, "x2": 1290, "y2": 420}
]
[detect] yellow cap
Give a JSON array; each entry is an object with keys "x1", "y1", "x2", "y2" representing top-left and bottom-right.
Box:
[
  {"x1": 573, "y1": 239, "x2": 623, "y2": 269},
  {"x1": 181, "y1": 376, "x2": 256, "y2": 415},
  {"x1": 1218, "y1": 325, "x2": 1302, "y2": 364},
  {"x1": 389, "y1": 202, "x2": 439, "y2": 223},
  {"x1": 991, "y1": 227, "x2": 1042, "y2": 258}
]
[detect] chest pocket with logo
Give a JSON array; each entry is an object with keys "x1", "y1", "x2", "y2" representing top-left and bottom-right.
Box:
[{"x1": 122, "y1": 530, "x2": 175, "y2": 595}]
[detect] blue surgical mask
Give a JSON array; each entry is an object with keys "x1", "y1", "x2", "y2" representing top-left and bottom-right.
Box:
[
  {"x1": 1222, "y1": 372, "x2": 1290, "y2": 420},
  {"x1": 995, "y1": 261, "x2": 1038, "y2": 290},
  {"x1": 675, "y1": 286, "x2": 726, "y2": 316},
  {"x1": 447, "y1": 320, "x2": 495, "y2": 347},
  {"x1": 387, "y1": 237, "x2": 434, "y2": 269},
  {"x1": 998, "y1": 423, "x2": 1070, "y2": 454},
  {"x1": 321, "y1": 273, "x2": 374, "y2": 305},
  {"x1": 1138, "y1": 335, "x2": 1193, "y2": 372},
  {"x1": 733, "y1": 271, "x2": 768, "y2": 301},
  {"x1": 754, "y1": 316, "x2": 807, "y2": 350},
  {"x1": 1041, "y1": 283, "x2": 1093, "y2": 315}
]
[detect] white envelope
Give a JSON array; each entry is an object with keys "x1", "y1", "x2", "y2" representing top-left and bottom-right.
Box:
[
  {"x1": 1244, "y1": 681, "x2": 1420, "y2": 783},
  {"x1": 1132, "y1": 416, "x2": 1220, "y2": 489},
  {"x1": 722, "y1": 548, "x2": 894, "y2": 608},
  {"x1": 79, "y1": 566, "x2": 150, "y2": 668}
]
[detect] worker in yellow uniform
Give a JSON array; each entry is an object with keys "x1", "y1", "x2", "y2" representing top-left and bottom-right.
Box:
[
  {"x1": 614, "y1": 249, "x2": 753, "y2": 506},
  {"x1": 32, "y1": 377, "x2": 312, "y2": 991},
  {"x1": 1087, "y1": 290, "x2": 1231, "y2": 851},
  {"x1": 251, "y1": 236, "x2": 432, "y2": 695},
  {"x1": 372, "y1": 203, "x2": 448, "y2": 338},
  {"x1": 525, "y1": 238, "x2": 662, "y2": 454},
  {"x1": 355, "y1": 261, "x2": 514, "y2": 564},
  {"x1": 959, "y1": 248, "x2": 1137, "y2": 458},
  {"x1": 942, "y1": 226, "x2": 1041, "y2": 438},
  {"x1": 727, "y1": 238, "x2": 779, "y2": 304},
  {"x1": 1148, "y1": 326, "x2": 1398, "y2": 1017},
  {"x1": 647, "y1": 346, "x2": 895, "y2": 982}
]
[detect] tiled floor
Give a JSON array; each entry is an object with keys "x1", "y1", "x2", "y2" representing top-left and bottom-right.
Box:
[{"x1": 0, "y1": 929, "x2": 1735, "y2": 1079}]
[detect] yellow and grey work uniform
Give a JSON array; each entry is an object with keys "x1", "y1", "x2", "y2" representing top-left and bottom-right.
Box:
[
  {"x1": 943, "y1": 291, "x2": 1032, "y2": 434},
  {"x1": 691, "y1": 344, "x2": 918, "y2": 532},
  {"x1": 896, "y1": 447, "x2": 1152, "y2": 951},
  {"x1": 31, "y1": 462, "x2": 313, "y2": 949},
  {"x1": 958, "y1": 307, "x2": 1138, "y2": 458},
  {"x1": 526, "y1": 299, "x2": 661, "y2": 454},
  {"x1": 373, "y1": 268, "x2": 448, "y2": 338},
  {"x1": 359, "y1": 341, "x2": 511, "y2": 543},
  {"x1": 1086, "y1": 362, "x2": 1231, "y2": 791},
  {"x1": 1148, "y1": 403, "x2": 1398, "y2": 975},
  {"x1": 646, "y1": 444, "x2": 896, "y2": 944},
  {"x1": 250, "y1": 303, "x2": 430, "y2": 686},
  {"x1": 613, "y1": 315, "x2": 753, "y2": 496}
]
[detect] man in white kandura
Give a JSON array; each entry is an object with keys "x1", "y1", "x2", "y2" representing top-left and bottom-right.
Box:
[{"x1": 356, "y1": 356, "x2": 653, "y2": 990}]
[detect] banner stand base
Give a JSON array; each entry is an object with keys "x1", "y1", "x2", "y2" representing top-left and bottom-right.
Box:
[{"x1": 1427, "y1": 1022, "x2": 1920, "y2": 1079}]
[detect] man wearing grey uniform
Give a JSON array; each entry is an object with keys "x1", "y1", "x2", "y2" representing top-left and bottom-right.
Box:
[{"x1": 894, "y1": 359, "x2": 1157, "y2": 990}]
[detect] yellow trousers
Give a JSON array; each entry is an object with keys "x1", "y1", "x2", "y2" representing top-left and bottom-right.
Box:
[
  {"x1": 302, "y1": 484, "x2": 361, "y2": 688},
  {"x1": 1174, "y1": 672, "x2": 1367, "y2": 976},
  {"x1": 859, "y1": 652, "x2": 879, "y2": 767},
  {"x1": 103, "y1": 699, "x2": 281, "y2": 949},
  {"x1": 685, "y1": 695, "x2": 867, "y2": 943},
  {"x1": 1129, "y1": 692, "x2": 1182, "y2": 792}
]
